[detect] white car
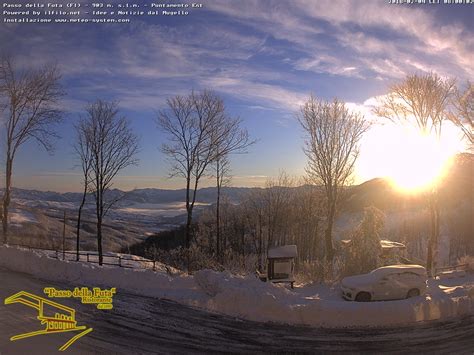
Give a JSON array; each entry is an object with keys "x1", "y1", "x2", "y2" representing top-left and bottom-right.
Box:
[{"x1": 341, "y1": 265, "x2": 427, "y2": 302}]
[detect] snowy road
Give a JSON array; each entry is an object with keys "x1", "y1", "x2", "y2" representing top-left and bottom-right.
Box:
[{"x1": 1, "y1": 268, "x2": 473, "y2": 354}]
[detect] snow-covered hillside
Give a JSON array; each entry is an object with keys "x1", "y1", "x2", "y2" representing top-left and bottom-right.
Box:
[{"x1": 1, "y1": 245, "x2": 473, "y2": 328}]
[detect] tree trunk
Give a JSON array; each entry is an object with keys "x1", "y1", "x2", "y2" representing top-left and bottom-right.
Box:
[
  {"x1": 258, "y1": 213, "x2": 263, "y2": 271},
  {"x1": 2, "y1": 157, "x2": 13, "y2": 243},
  {"x1": 96, "y1": 181, "x2": 103, "y2": 266},
  {"x1": 434, "y1": 193, "x2": 440, "y2": 271},
  {"x1": 216, "y1": 161, "x2": 221, "y2": 261},
  {"x1": 267, "y1": 214, "x2": 273, "y2": 250},
  {"x1": 208, "y1": 228, "x2": 213, "y2": 255},
  {"x1": 223, "y1": 224, "x2": 227, "y2": 263},
  {"x1": 185, "y1": 176, "x2": 192, "y2": 250},
  {"x1": 325, "y1": 200, "x2": 336, "y2": 263},
  {"x1": 185, "y1": 208, "x2": 192, "y2": 272},
  {"x1": 185, "y1": 175, "x2": 199, "y2": 272},
  {"x1": 62, "y1": 211, "x2": 66, "y2": 260},
  {"x1": 185, "y1": 211, "x2": 192, "y2": 249},
  {"x1": 313, "y1": 218, "x2": 319, "y2": 262},
  {"x1": 427, "y1": 218, "x2": 434, "y2": 276},
  {"x1": 97, "y1": 215, "x2": 103, "y2": 266},
  {"x1": 427, "y1": 191, "x2": 440, "y2": 277},
  {"x1": 241, "y1": 227, "x2": 245, "y2": 268},
  {"x1": 76, "y1": 184, "x2": 88, "y2": 261}
]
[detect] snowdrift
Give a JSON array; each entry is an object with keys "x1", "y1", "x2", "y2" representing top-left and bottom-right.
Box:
[{"x1": 1, "y1": 245, "x2": 473, "y2": 328}]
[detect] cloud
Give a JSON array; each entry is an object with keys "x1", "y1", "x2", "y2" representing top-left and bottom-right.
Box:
[
  {"x1": 3, "y1": 19, "x2": 306, "y2": 111},
  {"x1": 231, "y1": 174, "x2": 268, "y2": 187},
  {"x1": 7, "y1": 0, "x2": 470, "y2": 117},
  {"x1": 207, "y1": 0, "x2": 473, "y2": 81},
  {"x1": 294, "y1": 54, "x2": 364, "y2": 78},
  {"x1": 31, "y1": 171, "x2": 82, "y2": 177},
  {"x1": 202, "y1": 75, "x2": 307, "y2": 110},
  {"x1": 320, "y1": 2, "x2": 473, "y2": 79}
]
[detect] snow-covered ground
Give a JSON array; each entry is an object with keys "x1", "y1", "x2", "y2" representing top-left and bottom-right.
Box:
[
  {"x1": 11, "y1": 199, "x2": 203, "y2": 244},
  {"x1": 116, "y1": 202, "x2": 210, "y2": 218},
  {"x1": 9, "y1": 208, "x2": 38, "y2": 227},
  {"x1": 16, "y1": 198, "x2": 208, "y2": 221},
  {"x1": 16, "y1": 198, "x2": 77, "y2": 211},
  {"x1": 1, "y1": 245, "x2": 473, "y2": 328},
  {"x1": 39, "y1": 250, "x2": 179, "y2": 273}
]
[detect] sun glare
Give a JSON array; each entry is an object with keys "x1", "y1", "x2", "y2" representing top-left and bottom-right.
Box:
[
  {"x1": 387, "y1": 129, "x2": 450, "y2": 192},
  {"x1": 357, "y1": 122, "x2": 465, "y2": 194}
]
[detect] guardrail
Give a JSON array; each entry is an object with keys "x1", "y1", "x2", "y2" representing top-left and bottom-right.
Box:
[
  {"x1": 5, "y1": 243, "x2": 161, "y2": 272},
  {"x1": 52, "y1": 250, "x2": 160, "y2": 271},
  {"x1": 435, "y1": 263, "x2": 468, "y2": 275}
]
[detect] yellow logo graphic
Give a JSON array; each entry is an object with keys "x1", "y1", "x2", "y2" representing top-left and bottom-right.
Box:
[
  {"x1": 4, "y1": 291, "x2": 93, "y2": 351},
  {"x1": 44, "y1": 286, "x2": 116, "y2": 309}
]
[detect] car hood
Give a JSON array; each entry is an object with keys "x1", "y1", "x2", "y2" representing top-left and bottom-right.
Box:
[{"x1": 341, "y1": 274, "x2": 375, "y2": 289}]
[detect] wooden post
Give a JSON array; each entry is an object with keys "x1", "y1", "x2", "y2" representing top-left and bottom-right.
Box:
[
  {"x1": 62, "y1": 211, "x2": 66, "y2": 261},
  {"x1": 119, "y1": 256, "x2": 121, "y2": 267}
]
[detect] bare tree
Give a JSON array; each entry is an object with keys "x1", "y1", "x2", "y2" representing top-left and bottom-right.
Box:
[
  {"x1": 293, "y1": 183, "x2": 325, "y2": 263},
  {"x1": 157, "y1": 90, "x2": 245, "y2": 252},
  {"x1": 86, "y1": 100, "x2": 139, "y2": 265},
  {"x1": 0, "y1": 56, "x2": 65, "y2": 242},
  {"x1": 242, "y1": 188, "x2": 266, "y2": 271},
  {"x1": 374, "y1": 73, "x2": 455, "y2": 137},
  {"x1": 214, "y1": 155, "x2": 231, "y2": 260},
  {"x1": 448, "y1": 81, "x2": 473, "y2": 146},
  {"x1": 213, "y1": 116, "x2": 254, "y2": 261},
  {"x1": 299, "y1": 96, "x2": 369, "y2": 264},
  {"x1": 263, "y1": 171, "x2": 294, "y2": 249},
  {"x1": 374, "y1": 72, "x2": 455, "y2": 276},
  {"x1": 73, "y1": 117, "x2": 93, "y2": 261}
]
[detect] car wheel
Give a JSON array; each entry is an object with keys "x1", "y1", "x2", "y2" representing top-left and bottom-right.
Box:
[
  {"x1": 406, "y1": 288, "x2": 420, "y2": 298},
  {"x1": 355, "y1": 292, "x2": 371, "y2": 302}
]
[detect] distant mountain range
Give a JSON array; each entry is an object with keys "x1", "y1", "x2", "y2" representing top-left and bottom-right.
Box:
[
  {"x1": 5, "y1": 153, "x2": 473, "y2": 211},
  {"x1": 8, "y1": 186, "x2": 258, "y2": 205},
  {"x1": 344, "y1": 153, "x2": 473, "y2": 212}
]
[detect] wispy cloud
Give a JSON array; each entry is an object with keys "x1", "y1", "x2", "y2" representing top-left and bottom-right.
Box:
[
  {"x1": 294, "y1": 55, "x2": 364, "y2": 79},
  {"x1": 202, "y1": 75, "x2": 307, "y2": 111},
  {"x1": 207, "y1": 0, "x2": 473, "y2": 81},
  {"x1": 2, "y1": 0, "x2": 472, "y2": 192}
]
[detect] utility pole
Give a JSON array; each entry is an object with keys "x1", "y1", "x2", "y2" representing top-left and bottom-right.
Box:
[{"x1": 62, "y1": 211, "x2": 66, "y2": 260}]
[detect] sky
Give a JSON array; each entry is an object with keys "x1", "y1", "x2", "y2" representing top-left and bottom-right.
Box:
[{"x1": 0, "y1": 0, "x2": 473, "y2": 192}]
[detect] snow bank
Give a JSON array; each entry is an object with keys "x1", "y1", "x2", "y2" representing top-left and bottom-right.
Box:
[
  {"x1": 196, "y1": 269, "x2": 474, "y2": 327},
  {"x1": 0, "y1": 245, "x2": 204, "y2": 304},
  {"x1": 1, "y1": 245, "x2": 473, "y2": 328}
]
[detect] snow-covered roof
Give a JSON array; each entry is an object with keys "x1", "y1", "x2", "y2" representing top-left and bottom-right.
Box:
[
  {"x1": 268, "y1": 245, "x2": 297, "y2": 259},
  {"x1": 380, "y1": 240, "x2": 406, "y2": 249},
  {"x1": 371, "y1": 264, "x2": 426, "y2": 277},
  {"x1": 341, "y1": 239, "x2": 406, "y2": 249}
]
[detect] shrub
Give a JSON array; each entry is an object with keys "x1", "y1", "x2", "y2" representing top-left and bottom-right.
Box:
[
  {"x1": 458, "y1": 255, "x2": 474, "y2": 273},
  {"x1": 342, "y1": 206, "x2": 385, "y2": 277}
]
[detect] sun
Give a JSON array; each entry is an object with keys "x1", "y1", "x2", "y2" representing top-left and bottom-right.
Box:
[
  {"x1": 357, "y1": 122, "x2": 465, "y2": 194},
  {"x1": 386, "y1": 129, "x2": 451, "y2": 193}
]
